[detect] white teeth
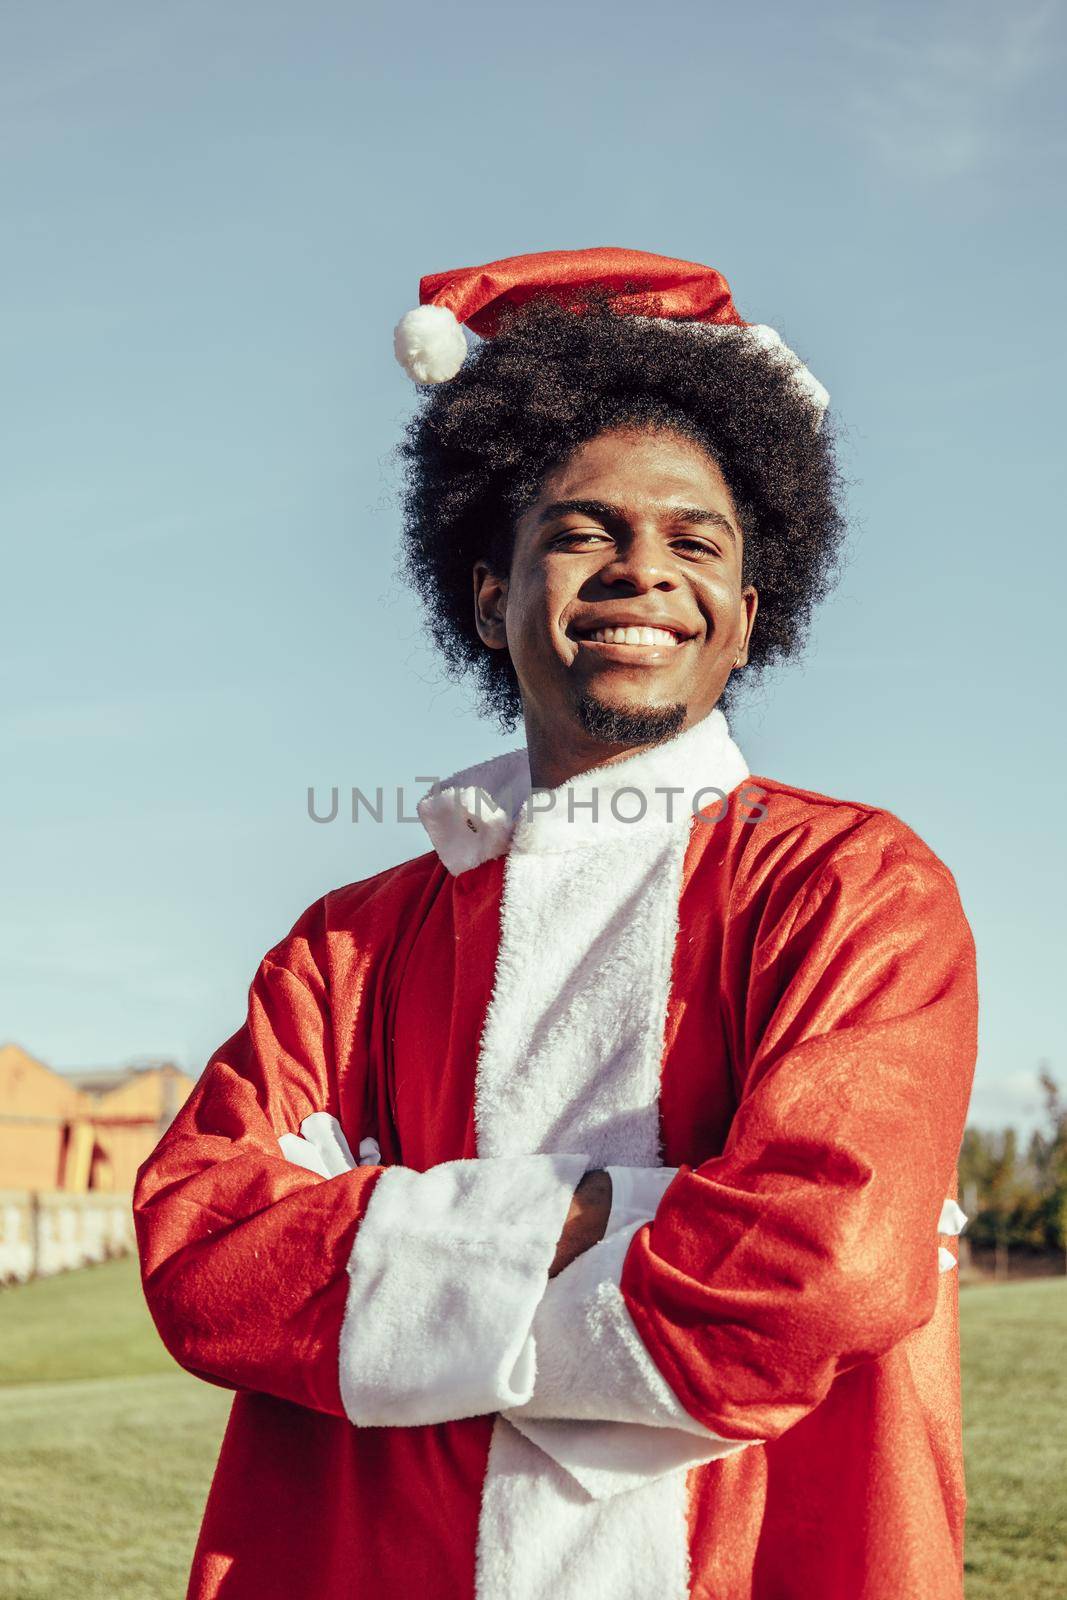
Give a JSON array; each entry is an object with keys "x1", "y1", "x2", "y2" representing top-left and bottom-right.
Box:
[{"x1": 588, "y1": 625, "x2": 680, "y2": 647}]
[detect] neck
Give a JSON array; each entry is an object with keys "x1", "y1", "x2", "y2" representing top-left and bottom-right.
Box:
[{"x1": 523, "y1": 707, "x2": 691, "y2": 790}]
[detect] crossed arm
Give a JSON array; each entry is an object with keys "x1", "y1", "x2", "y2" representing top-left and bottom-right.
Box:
[
  {"x1": 273, "y1": 1116, "x2": 727, "y2": 1492},
  {"x1": 134, "y1": 816, "x2": 977, "y2": 1495}
]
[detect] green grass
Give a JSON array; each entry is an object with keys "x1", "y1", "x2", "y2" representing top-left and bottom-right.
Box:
[
  {"x1": 0, "y1": 1261, "x2": 1063, "y2": 1599},
  {"x1": 961, "y1": 1277, "x2": 1067, "y2": 1599},
  {"x1": 0, "y1": 1259, "x2": 230, "y2": 1600}
]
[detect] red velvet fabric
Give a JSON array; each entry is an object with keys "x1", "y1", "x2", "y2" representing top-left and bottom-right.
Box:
[
  {"x1": 635, "y1": 788, "x2": 975, "y2": 1599},
  {"x1": 133, "y1": 776, "x2": 976, "y2": 1600},
  {"x1": 419, "y1": 246, "x2": 746, "y2": 337}
]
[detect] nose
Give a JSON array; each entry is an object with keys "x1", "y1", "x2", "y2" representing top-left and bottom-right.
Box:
[{"x1": 597, "y1": 527, "x2": 679, "y2": 593}]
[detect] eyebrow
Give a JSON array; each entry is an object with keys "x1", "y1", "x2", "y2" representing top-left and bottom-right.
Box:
[{"x1": 538, "y1": 498, "x2": 736, "y2": 543}]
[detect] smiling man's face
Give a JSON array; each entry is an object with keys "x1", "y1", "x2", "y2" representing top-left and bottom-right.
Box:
[{"x1": 474, "y1": 426, "x2": 759, "y2": 785}]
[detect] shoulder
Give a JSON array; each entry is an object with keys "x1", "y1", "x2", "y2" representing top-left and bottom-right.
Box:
[
  {"x1": 737, "y1": 779, "x2": 978, "y2": 1020},
  {"x1": 744, "y1": 773, "x2": 952, "y2": 864},
  {"x1": 262, "y1": 848, "x2": 447, "y2": 975},
  {"x1": 322, "y1": 847, "x2": 446, "y2": 932},
  {"x1": 729, "y1": 773, "x2": 966, "y2": 916}
]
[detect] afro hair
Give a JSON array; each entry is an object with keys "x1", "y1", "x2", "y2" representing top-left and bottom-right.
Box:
[{"x1": 399, "y1": 297, "x2": 846, "y2": 728}]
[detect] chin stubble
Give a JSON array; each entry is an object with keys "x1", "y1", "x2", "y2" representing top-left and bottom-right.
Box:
[{"x1": 573, "y1": 692, "x2": 688, "y2": 747}]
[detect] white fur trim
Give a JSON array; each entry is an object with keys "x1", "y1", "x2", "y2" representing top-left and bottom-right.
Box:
[
  {"x1": 339, "y1": 1152, "x2": 587, "y2": 1426},
  {"x1": 416, "y1": 748, "x2": 531, "y2": 875},
  {"x1": 504, "y1": 1221, "x2": 753, "y2": 1499},
  {"x1": 419, "y1": 709, "x2": 746, "y2": 872},
  {"x1": 509, "y1": 1413, "x2": 746, "y2": 1500},
  {"x1": 742, "y1": 323, "x2": 831, "y2": 420},
  {"x1": 472, "y1": 716, "x2": 747, "y2": 1167},
  {"x1": 475, "y1": 817, "x2": 688, "y2": 1166},
  {"x1": 469, "y1": 711, "x2": 751, "y2": 1598},
  {"x1": 393, "y1": 303, "x2": 468, "y2": 384},
  {"x1": 511, "y1": 1225, "x2": 707, "y2": 1426},
  {"x1": 476, "y1": 1418, "x2": 693, "y2": 1600},
  {"x1": 512, "y1": 708, "x2": 748, "y2": 858},
  {"x1": 636, "y1": 315, "x2": 829, "y2": 429}
]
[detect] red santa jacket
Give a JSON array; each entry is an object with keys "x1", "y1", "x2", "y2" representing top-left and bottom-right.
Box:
[{"x1": 134, "y1": 710, "x2": 978, "y2": 1600}]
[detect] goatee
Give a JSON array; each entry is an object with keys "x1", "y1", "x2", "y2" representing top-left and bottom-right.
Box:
[{"x1": 573, "y1": 692, "x2": 688, "y2": 748}]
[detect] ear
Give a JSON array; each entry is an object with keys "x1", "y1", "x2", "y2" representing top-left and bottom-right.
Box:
[
  {"x1": 473, "y1": 560, "x2": 509, "y2": 651},
  {"x1": 733, "y1": 586, "x2": 759, "y2": 668}
]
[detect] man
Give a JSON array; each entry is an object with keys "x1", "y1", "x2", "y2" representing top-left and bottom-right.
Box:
[{"x1": 134, "y1": 247, "x2": 977, "y2": 1600}]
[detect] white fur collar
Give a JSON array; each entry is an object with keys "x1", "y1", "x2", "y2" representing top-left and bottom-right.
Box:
[{"x1": 417, "y1": 708, "x2": 748, "y2": 875}]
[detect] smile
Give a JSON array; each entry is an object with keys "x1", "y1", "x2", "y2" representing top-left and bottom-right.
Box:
[
  {"x1": 567, "y1": 622, "x2": 695, "y2": 667},
  {"x1": 584, "y1": 625, "x2": 681, "y2": 648}
]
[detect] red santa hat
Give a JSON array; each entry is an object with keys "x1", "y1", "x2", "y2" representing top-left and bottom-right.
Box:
[{"x1": 393, "y1": 245, "x2": 829, "y2": 424}]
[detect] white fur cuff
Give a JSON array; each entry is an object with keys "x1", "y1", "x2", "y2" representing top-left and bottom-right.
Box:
[
  {"x1": 503, "y1": 1221, "x2": 754, "y2": 1498},
  {"x1": 339, "y1": 1153, "x2": 587, "y2": 1427}
]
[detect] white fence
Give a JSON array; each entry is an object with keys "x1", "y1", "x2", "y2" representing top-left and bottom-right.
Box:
[{"x1": 0, "y1": 1190, "x2": 135, "y2": 1283}]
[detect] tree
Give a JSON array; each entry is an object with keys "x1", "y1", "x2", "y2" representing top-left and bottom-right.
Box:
[{"x1": 959, "y1": 1066, "x2": 1067, "y2": 1274}]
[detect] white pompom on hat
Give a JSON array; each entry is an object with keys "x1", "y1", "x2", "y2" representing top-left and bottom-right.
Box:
[
  {"x1": 393, "y1": 304, "x2": 468, "y2": 385},
  {"x1": 392, "y1": 246, "x2": 828, "y2": 426}
]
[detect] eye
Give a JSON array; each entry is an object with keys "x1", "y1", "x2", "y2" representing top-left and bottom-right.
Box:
[
  {"x1": 671, "y1": 536, "x2": 721, "y2": 558},
  {"x1": 550, "y1": 528, "x2": 612, "y2": 549}
]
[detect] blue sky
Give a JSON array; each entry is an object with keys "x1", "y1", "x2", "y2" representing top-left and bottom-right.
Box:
[{"x1": 2, "y1": 0, "x2": 1064, "y2": 1133}]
